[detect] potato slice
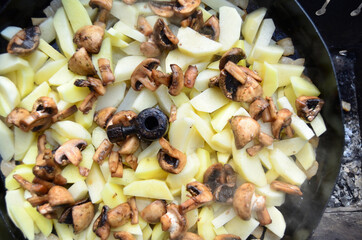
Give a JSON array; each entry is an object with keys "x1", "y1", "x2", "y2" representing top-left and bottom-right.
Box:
[
  {"x1": 62, "y1": 0, "x2": 92, "y2": 32},
  {"x1": 273, "y1": 137, "x2": 307, "y2": 156},
  {"x1": 24, "y1": 201, "x2": 53, "y2": 237},
  {"x1": 22, "y1": 142, "x2": 38, "y2": 165},
  {"x1": 290, "y1": 76, "x2": 320, "y2": 97},
  {"x1": 266, "y1": 206, "x2": 286, "y2": 238},
  {"x1": 101, "y1": 182, "x2": 127, "y2": 208},
  {"x1": 114, "y1": 56, "x2": 146, "y2": 82},
  {"x1": 19, "y1": 81, "x2": 50, "y2": 111},
  {"x1": 14, "y1": 127, "x2": 36, "y2": 160},
  {"x1": 111, "y1": 1, "x2": 139, "y2": 30},
  {"x1": 86, "y1": 164, "x2": 106, "y2": 204},
  {"x1": 295, "y1": 142, "x2": 316, "y2": 170},
  {"x1": 123, "y1": 179, "x2": 174, "y2": 200},
  {"x1": 0, "y1": 120, "x2": 15, "y2": 162},
  {"x1": 38, "y1": 39, "x2": 66, "y2": 60},
  {"x1": 262, "y1": 62, "x2": 278, "y2": 97},
  {"x1": 5, "y1": 165, "x2": 35, "y2": 190},
  {"x1": 0, "y1": 76, "x2": 21, "y2": 116},
  {"x1": 68, "y1": 180, "x2": 89, "y2": 202},
  {"x1": 255, "y1": 185, "x2": 286, "y2": 207},
  {"x1": 51, "y1": 120, "x2": 92, "y2": 144},
  {"x1": 219, "y1": 6, "x2": 243, "y2": 52},
  {"x1": 53, "y1": 8, "x2": 76, "y2": 58},
  {"x1": 34, "y1": 58, "x2": 67, "y2": 85},
  {"x1": 135, "y1": 157, "x2": 168, "y2": 180},
  {"x1": 242, "y1": 7, "x2": 267, "y2": 44},
  {"x1": 224, "y1": 216, "x2": 259, "y2": 239},
  {"x1": 190, "y1": 88, "x2": 229, "y2": 113},
  {"x1": 57, "y1": 80, "x2": 90, "y2": 103},
  {"x1": 198, "y1": 206, "x2": 216, "y2": 240},
  {"x1": 61, "y1": 164, "x2": 86, "y2": 183}
]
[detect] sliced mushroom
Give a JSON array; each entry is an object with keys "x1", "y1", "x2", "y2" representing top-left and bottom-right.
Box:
[
  {"x1": 235, "y1": 76, "x2": 263, "y2": 103},
  {"x1": 128, "y1": 197, "x2": 138, "y2": 224},
  {"x1": 180, "y1": 181, "x2": 213, "y2": 213},
  {"x1": 107, "y1": 110, "x2": 137, "y2": 129},
  {"x1": 200, "y1": 15, "x2": 220, "y2": 40},
  {"x1": 151, "y1": 69, "x2": 172, "y2": 86},
  {"x1": 209, "y1": 75, "x2": 220, "y2": 88},
  {"x1": 7, "y1": 26, "x2": 41, "y2": 55},
  {"x1": 252, "y1": 195, "x2": 272, "y2": 226},
  {"x1": 37, "y1": 203, "x2": 57, "y2": 219},
  {"x1": 54, "y1": 139, "x2": 88, "y2": 166},
  {"x1": 33, "y1": 149, "x2": 57, "y2": 181},
  {"x1": 109, "y1": 151, "x2": 121, "y2": 176},
  {"x1": 229, "y1": 116, "x2": 260, "y2": 149},
  {"x1": 203, "y1": 163, "x2": 225, "y2": 193},
  {"x1": 94, "y1": 107, "x2": 117, "y2": 128},
  {"x1": 114, "y1": 231, "x2": 136, "y2": 240},
  {"x1": 173, "y1": 0, "x2": 201, "y2": 18},
  {"x1": 27, "y1": 194, "x2": 49, "y2": 207},
  {"x1": 140, "y1": 41, "x2": 162, "y2": 58},
  {"x1": 130, "y1": 58, "x2": 160, "y2": 91},
  {"x1": 140, "y1": 200, "x2": 167, "y2": 224},
  {"x1": 271, "y1": 108, "x2": 293, "y2": 139},
  {"x1": 48, "y1": 185, "x2": 75, "y2": 207},
  {"x1": 93, "y1": 205, "x2": 111, "y2": 240},
  {"x1": 169, "y1": 64, "x2": 184, "y2": 96},
  {"x1": 6, "y1": 107, "x2": 31, "y2": 128},
  {"x1": 149, "y1": 1, "x2": 176, "y2": 18},
  {"x1": 93, "y1": 138, "x2": 113, "y2": 165},
  {"x1": 295, "y1": 96, "x2": 324, "y2": 122},
  {"x1": 249, "y1": 98, "x2": 269, "y2": 120},
  {"x1": 118, "y1": 135, "x2": 140, "y2": 155},
  {"x1": 137, "y1": 16, "x2": 153, "y2": 36},
  {"x1": 184, "y1": 65, "x2": 198, "y2": 88},
  {"x1": 51, "y1": 105, "x2": 78, "y2": 123},
  {"x1": 270, "y1": 180, "x2": 303, "y2": 196},
  {"x1": 246, "y1": 144, "x2": 264, "y2": 157},
  {"x1": 160, "y1": 203, "x2": 187, "y2": 240},
  {"x1": 79, "y1": 91, "x2": 98, "y2": 114},
  {"x1": 157, "y1": 137, "x2": 186, "y2": 174},
  {"x1": 68, "y1": 47, "x2": 97, "y2": 76},
  {"x1": 153, "y1": 18, "x2": 179, "y2": 51},
  {"x1": 169, "y1": 104, "x2": 177, "y2": 123},
  {"x1": 32, "y1": 177, "x2": 54, "y2": 192},
  {"x1": 266, "y1": 96, "x2": 277, "y2": 121},
  {"x1": 89, "y1": 0, "x2": 113, "y2": 27},
  {"x1": 258, "y1": 132, "x2": 274, "y2": 146},
  {"x1": 107, "y1": 202, "x2": 132, "y2": 228},
  {"x1": 214, "y1": 234, "x2": 241, "y2": 240},
  {"x1": 124, "y1": 154, "x2": 138, "y2": 171},
  {"x1": 224, "y1": 61, "x2": 248, "y2": 84},
  {"x1": 219, "y1": 48, "x2": 246, "y2": 70},
  {"x1": 179, "y1": 232, "x2": 204, "y2": 240},
  {"x1": 98, "y1": 58, "x2": 115, "y2": 85},
  {"x1": 181, "y1": 9, "x2": 204, "y2": 32},
  {"x1": 75, "y1": 77, "x2": 106, "y2": 96},
  {"x1": 73, "y1": 25, "x2": 105, "y2": 54},
  {"x1": 239, "y1": 66, "x2": 262, "y2": 82},
  {"x1": 13, "y1": 174, "x2": 49, "y2": 196}
]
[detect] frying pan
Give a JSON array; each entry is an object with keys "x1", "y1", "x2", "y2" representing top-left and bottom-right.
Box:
[{"x1": 0, "y1": 0, "x2": 344, "y2": 239}]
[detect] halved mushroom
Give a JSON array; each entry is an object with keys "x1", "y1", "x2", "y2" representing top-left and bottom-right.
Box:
[
  {"x1": 33, "y1": 149, "x2": 57, "y2": 181},
  {"x1": 107, "y1": 110, "x2": 138, "y2": 129},
  {"x1": 27, "y1": 194, "x2": 49, "y2": 207},
  {"x1": 79, "y1": 91, "x2": 98, "y2": 114},
  {"x1": 73, "y1": 25, "x2": 105, "y2": 54},
  {"x1": 160, "y1": 203, "x2": 187, "y2": 240},
  {"x1": 137, "y1": 16, "x2": 153, "y2": 36},
  {"x1": 94, "y1": 107, "x2": 117, "y2": 128},
  {"x1": 215, "y1": 234, "x2": 241, "y2": 240},
  {"x1": 200, "y1": 15, "x2": 220, "y2": 40},
  {"x1": 270, "y1": 180, "x2": 303, "y2": 196},
  {"x1": 114, "y1": 231, "x2": 136, "y2": 240},
  {"x1": 7, "y1": 26, "x2": 41, "y2": 55},
  {"x1": 184, "y1": 65, "x2": 198, "y2": 88},
  {"x1": 48, "y1": 185, "x2": 75, "y2": 207},
  {"x1": 68, "y1": 47, "x2": 97, "y2": 76},
  {"x1": 90, "y1": 0, "x2": 113, "y2": 27},
  {"x1": 13, "y1": 174, "x2": 49, "y2": 196},
  {"x1": 173, "y1": 0, "x2": 202, "y2": 18},
  {"x1": 157, "y1": 137, "x2": 186, "y2": 174},
  {"x1": 203, "y1": 163, "x2": 225, "y2": 193},
  {"x1": 151, "y1": 69, "x2": 172, "y2": 86},
  {"x1": 51, "y1": 105, "x2": 78, "y2": 123},
  {"x1": 249, "y1": 98, "x2": 269, "y2": 120},
  {"x1": 169, "y1": 64, "x2": 184, "y2": 96},
  {"x1": 219, "y1": 48, "x2": 246, "y2": 70},
  {"x1": 229, "y1": 116, "x2": 260, "y2": 149},
  {"x1": 54, "y1": 139, "x2": 88, "y2": 166},
  {"x1": 180, "y1": 181, "x2": 213, "y2": 213},
  {"x1": 6, "y1": 107, "x2": 31, "y2": 129},
  {"x1": 149, "y1": 1, "x2": 176, "y2": 18},
  {"x1": 140, "y1": 41, "x2": 162, "y2": 58},
  {"x1": 271, "y1": 108, "x2": 293, "y2": 139},
  {"x1": 109, "y1": 151, "x2": 123, "y2": 178},
  {"x1": 93, "y1": 138, "x2": 113, "y2": 165},
  {"x1": 118, "y1": 135, "x2": 140, "y2": 155},
  {"x1": 74, "y1": 77, "x2": 106, "y2": 95},
  {"x1": 224, "y1": 61, "x2": 248, "y2": 84},
  {"x1": 178, "y1": 232, "x2": 204, "y2": 240},
  {"x1": 153, "y1": 18, "x2": 179, "y2": 51},
  {"x1": 98, "y1": 58, "x2": 115, "y2": 85},
  {"x1": 295, "y1": 96, "x2": 324, "y2": 122},
  {"x1": 93, "y1": 205, "x2": 111, "y2": 240},
  {"x1": 181, "y1": 9, "x2": 204, "y2": 32},
  {"x1": 128, "y1": 197, "x2": 138, "y2": 224},
  {"x1": 107, "y1": 202, "x2": 132, "y2": 228},
  {"x1": 124, "y1": 154, "x2": 138, "y2": 171},
  {"x1": 130, "y1": 58, "x2": 160, "y2": 91},
  {"x1": 140, "y1": 200, "x2": 167, "y2": 224}
]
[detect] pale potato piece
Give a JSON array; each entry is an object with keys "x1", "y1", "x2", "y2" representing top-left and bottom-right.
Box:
[
  {"x1": 19, "y1": 81, "x2": 50, "y2": 111},
  {"x1": 95, "y1": 82, "x2": 126, "y2": 111},
  {"x1": 212, "y1": 207, "x2": 237, "y2": 229},
  {"x1": 113, "y1": 222, "x2": 143, "y2": 235},
  {"x1": 113, "y1": 20, "x2": 146, "y2": 42},
  {"x1": 0, "y1": 26, "x2": 21, "y2": 41},
  {"x1": 291, "y1": 115, "x2": 315, "y2": 140},
  {"x1": 0, "y1": 120, "x2": 15, "y2": 162},
  {"x1": 211, "y1": 128, "x2": 233, "y2": 153},
  {"x1": 61, "y1": 164, "x2": 86, "y2": 183},
  {"x1": 38, "y1": 39, "x2": 66, "y2": 60},
  {"x1": 219, "y1": 6, "x2": 243, "y2": 52},
  {"x1": 123, "y1": 179, "x2": 174, "y2": 200},
  {"x1": 266, "y1": 206, "x2": 286, "y2": 238},
  {"x1": 224, "y1": 216, "x2": 259, "y2": 240},
  {"x1": 295, "y1": 142, "x2": 316, "y2": 170},
  {"x1": 86, "y1": 164, "x2": 106, "y2": 204},
  {"x1": 242, "y1": 7, "x2": 267, "y2": 44},
  {"x1": 51, "y1": 120, "x2": 92, "y2": 144},
  {"x1": 263, "y1": 62, "x2": 278, "y2": 97},
  {"x1": 135, "y1": 157, "x2": 168, "y2": 180},
  {"x1": 165, "y1": 49, "x2": 206, "y2": 73},
  {"x1": 114, "y1": 55, "x2": 146, "y2": 82},
  {"x1": 23, "y1": 50, "x2": 48, "y2": 72},
  {"x1": 53, "y1": 220, "x2": 74, "y2": 240},
  {"x1": 273, "y1": 137, "x2": 307, "y2": 156},
  {"x1": 39, "y1": 17, "x2": 56, "y2": 43},
  {"x1": 310, "y1": 113, "x2": 327, "y2": 137},
  {"x1": 202, "y1": 0, "x2": 245, "y2": 16},
  {"x1": 194, "y1": 148, "x2": 212, "y2": 182},
  {"x1": 255, "y1": 185, "x2": 286, "y2": 207},
  {"x1": 68, "y1": 180, "x2": 89, "y2": 202},
  {"x1": 211, "y1": 102, "x2": 241, "y2": 132},
  {"x1": 34, "y1": 58, "x2": 67, "y2": 85},
  {"x1": 48, "y1": 64, "x2": 77, "y2": 86},
  {"x1": 190, "y1": 88, "x2": 229, "y2": 113},
  {"x1": 53, "y1": 7, "x2": 75, "y2": 58},
  {"x1": 62, "y1": 0, "x2": 91, "y2": 32},
  {"x1": 169, "y1": 117, "x2": 195, "y2": 153},
  {"x1": 111, "y1": 1, "x2": 139, "y2": 28},
  {"x1": 0, "y1": 76, "x2": 20, "y2": 117},
  {"x1": 131, "y1": 88, "x2": 158, "y2": 113},
  {"x1": 109, "y1": 168, "x2": 139, "y2": 186},
  {"x1": 154, "y1": 85, "x2": 173, "y2": 115},
  {"x1": 198, "y1": 207, "x2": 216, "y2": 240},
  {"x1": 272, "y1": 64, "x2": 304, "y2": 87},
  {"x1": 101, "y1": 182, "x2": 127, "y2": 208},
  {"x1": 92, "y1": 37, "x2": 113, "y2": 77},
  {"x1": 24, "y1": 201, "x2": 53, "y2": 237},
  {"x1": 290, "y1": 76, "x2": 320, "y2": 97},
  {"x1": 194, "y1": 69, "x2": 220, "y2": 92},
  {"x1": 22, "y1": 142, "x2": 37, "y2": 165},
  {"x1": 14, "y1": 127, "x2": 36, "y2": 160},
  {"x1": 57, "y1": 80, "x2": 90, "y2": 103}
]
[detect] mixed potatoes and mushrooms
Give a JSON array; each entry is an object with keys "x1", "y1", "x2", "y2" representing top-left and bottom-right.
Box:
[{"x1": 0, "y1": 0, "x2": 327, "y2": 240}]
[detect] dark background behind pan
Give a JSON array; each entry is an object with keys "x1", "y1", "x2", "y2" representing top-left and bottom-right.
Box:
[{"x1": 0, "y1": 0, "x2": 346, "y2": 239}]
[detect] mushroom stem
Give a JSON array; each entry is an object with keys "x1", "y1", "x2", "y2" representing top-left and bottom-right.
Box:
[
  {"x1": 79, "y1": 92, "x2": 98, "y2": 114},
  {"x1": 93, "y1": 139, "x2": 113, "y2": 165},
  {"x1": 98, "y1": 58, "x2": 115, "y2": 85},
  {"x1": 270, "y1": 180, "x2": 303, "y2": 196},
  {"x1": 51, "y1": 105, "x2": 78, "y2": 123}
]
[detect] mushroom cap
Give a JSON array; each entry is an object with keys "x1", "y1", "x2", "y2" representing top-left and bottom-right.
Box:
[
  {"x1": 94, "y1": 107, "x2": 117, "y2": 128},
  {"x1": 174, "y1": 0, "x2": 202, "y2": 18},
  {"x1": 169, "y1": 64, "x2": 184, "y2": 96},
  {"x1": 153, "y1": 18, "x2": 179, "y2": 51},
  {"x1": 89, "y1": 0, "x2": 113, "y2": 11},
  {"x1": 48, "y1": 185, "x2": 75, "y2": 207},
  {"x1": 160, "y1": 203, "x2": 187, "y2": 240},
  {"x1": 232, "y1": 183, "x2": 255, "y2": 221},
  {"x1": 219, "y1": 48, "x2": 246, "y2": 70},
  {"x1": 180, "y1": 181, "x2": 213, "y2": 213},
  {"x1": 140, "y1": 200, "x2": 167, "y2": 224},
  {"x1": 203, "y1": 163, "x2": 225, "y2": 193},
  {"x1": 74, "y1": 77, "x2": 106, "y2": 96},
  {"x1": 140, "y1": 41, "x2": 162, "y2": 58},
  {"x1": 54, "y1": 139, "x2": 88, "y2": 166},
  {"x1": 118, "y1": 135, "x2": 140, "y2": 155},
  {"x1": 158, "y1": 137, "x2": 186, "y2": 174},
  {"x1": 107, "y1": 202, "x2": 132, "y2": 228},
  {"x1": 271, "y1": 108, "x2": 293, "y2": 139},
  {"x1": 93, "y1": 205, "x2": 111, "y2": 240},
  {"x1": 295, "y1": 96, "x2": 324, "y2": 122},
  {"x1": 184, "y1": 65, "x2": 198, "y2": 88},
  {"x1": 68, "y1": 47, "x2": 97, "y2": 76},
  {"x1": 7, "y1": 26, "x2": 41, "y2": 55},
  {"x1": 32, "y1": 96, "x2": 58, "y2": 117},
  {"x1": 200, "y1": 15, "x2": 220, "y2": 41},
  {"x1": 73, "y1": 201, "x2": 95, "y2": 233},
  {"x1": 214, "y1": 234, "x2": 241, "y2": 240},
  {"x1": 73, "y1": 25, "x2": 105, "y2": 54},
  {"x1": 149, "y1": 1, "x2": 176, "y2": 18},
  {"x1": 249, "y1": 98, "x2": 269, "y2": 120},
  {"x1": 229, "y1": 116, "x2": 260, "y2": 149},
  {"x1": 114, "y1": 231, "x2": 136, "y2": 240},
  {"x1": 130, "y1": 58, "x2": 160, "y2": 91},
  {"x1": 6, "y1": 107, "x2": 31, "y2": 127}
]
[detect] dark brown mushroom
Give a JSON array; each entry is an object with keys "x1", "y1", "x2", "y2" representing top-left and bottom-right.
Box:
[
  {"x1": 6, "y1": 107, "x2": 30, "y2": 128},
  {"x1": 73, "y1": 25, "x2": 105, "y2": 54},
  {"x1": 33, "y1": 149, "x2": 57, "y2": 181},
  {"x1": 68, "y1": 47, "x2": 97, "y2": 76},
  {"x1": 128, "y1": 197, "x2": 138, "y2": 224},
  {"x1": 93, "y1": 139, "x2": 113, "y2": 165},
  {"x1": 118, "y1": 135, "x2": 140, "y2": 155},
  {"x1": 93, "y1": 205, "x2": 111, "y2": 240},
  {"x1": 295, "y1": 96, "x2": 324, "y2": 122},
  {"x1": 153, "y1": 18, "x2": 179, "y2": 51},
  {"x1": 157, "y1": 137, "x2": 186, "y2": 174},
  {"x1": 137, "y1": 16, "x2": 153, "y2": 37},
  {"x1": 130, "y1": 58, "x2": 160, "y2": 91},
  {"x1": 214, "y1": 234, "x2": 241, "y2": 240},
  {"x1": 140, "y1": 41, "x2": 162, "y2": 58},
  {"x1": 149, "y1": 1, "x2": 176, "y2": 18},
  {"x1": 184, "y1": 65, "x2": 198, "y2": 88},
  {"x1": 200, "y1": 15, "x2": 220, "y2": 41},
  {"x1": 151, "y1": 69, "x2": 172, "y2": 86},
  {"x1": 181, "y1": 9, "x2": 204, "y2": 32},
  {"x1": 203, "y1": 163, "x2": 225, "y2": 193},
  {"x1": 124, "y1": 154, "x2": 138, "y2": 171},
  {"x1": 106, "y1": 110, "x2": 137, "y2": 129},
  {"x1": 79, "y1": 91, "x2": 98, "y2": 114},
  {"x1": 180, "y1": 181, "x2": 213, "y2": 213},
  {"x1": 271, "y1": 108, "x2": 293, "y2": 139},
  {"x1": 169, "y1": 64, "x2": 184, "y2": 96},
  {"x1": 94, "y1": 107, "x2": 117, "y2": 128},
  {"x1": 75, "y1": 77, "x2": 106, "y2": 96},
  {"x1": 98, "y1": 58, "x2": 115, "y2": 85},
  {"x1": 140, "y1": 200, "x2": 167, "y2": 224},
  {"x1": 249, "y1": 98, "x2": 269, "y2": 120},
  {"x1": 27, "y1": 194, "x2": 49, "y2": 207},
  {"x1": 37, "y1": 203, "x2": 57, "y2": 219},
  {"x1": 13, "y1": 174, "x2": 48, "y2": 196},
  {"x1": 53, "y1": 139, "x2": 88, "y2": 166},
  {"x1": 107, "y1": 202, "x2": 132, "y2": 228},
  {"x1": 219, "y1": 48, "x2": 246, "y2": 70},
  {"x1": 48, "y1": 185, "x2": 75, "y2": 207},
  {"x1": 160, "y1": 203, "x2": 187, "y2": 240},
  {"x1": 173, "y1": 0, "x2": 202, "y2": 18},
  {"x1": 229, "y1": 116, "x2": 260, "y2": 149},
  {"x1": 270, "y1": 180, "x2": 303, "y2": 196},
  {"x1": 7, "y1": 26, "x2": 40, "y2": 55},
  {"x1": 114, "y1": 231, "x2": 136, "y2": 240},
  {"x1": 51, "y1": 105, "x2": 78, "y2": 123}
]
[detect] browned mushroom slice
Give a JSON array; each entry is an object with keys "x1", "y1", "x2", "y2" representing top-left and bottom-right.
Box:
[
  {"x1": 169, "y1": 64, "x2": 184, "y2": 96},
  {"x1": 229, "y1": 116, "x2": 260, "y2": 149},
  {"x1": 209, "y1": 75, "x2": 220, "y2": 88},
  {"x1": 246, "y1": 144, "x2": 263, "y2": 157},
  {"x1": 52, "y1": 105, "x2": 78, "y2": 123},
  {"x1": 200, "y1": 15, "x2": 220, "y2": 41},
  {"x1": 258, "y1": 132, "x2": 274, "y2": 146},
  {"x1": 224, "y1": 61, "x2": 247, "y2": 85},
  {"x1": 79, "y1": 91, "x2": 98, "y2": 114},
  {"x1": 13, "y1": 174, "x2": 49, "y2": 195},
  {"x1": 93, "y1": 139, "x2": 113, "y2": 164},
  {"x1": 179, "y1": 232, "x2": 204, "y2": 240},
  {"x1": 140, "y1": 200, "x2": 167, "y2": 224},
  {"x1": 266, "y1": 96, "x2": 277, "y2": 121},
  {"x1": 151, "y1": 69, "x2": 172, "y2": 86},
  {"x1": 33, "y1": 149, "x2": 57, "y2": 181},
  {"x1": 149, "y1": 1, "x2": 176, "y2": 18},
  {"x1": 109, "y1": 151, "x2": 123, "y2": 178},
  {"x1": 184, "y1": 65, "x2": 198, "y2": 88},
  {"x1": 270, "y1": 180, "x2": 303, "y2": 196},
  {"x1": 107, "y1": 202, "x2": 132, "y2": 228},
  {"x1": 107, "y1": 110, "x2": 137, "y2": 129},
  {"x1": 203, "y1": 163, "x2": 225, "y2": 192},
  {"x1": 169, "y1": 104, "x2": 177, "y2": 123},
  {"x1": 240, "y1": 66, "x2": 262, "y2": 82},
  {"x1": 174, "y1": 0, "x2": 202, "y2": 18},
  {"x1": 128, "y1": 197, "x2": 138, "y2": 224},
  {"x1": 93, "y1": 205, "x2": 111, "y2": 240},
  {"x1": 180, "y1": 181, "x2": 213, "y2": 213},
  {"x1": 130, "y1": 58, "x2": 160, "y2": 91},
  {"x1": 271, "y1": 108, "x2": 293, "y2": 139},
  {"x1": 27, "y1": 194, "x2": 49, "y2": 207},
  {"x1": 6, "y1": 107, "x2": 30, "y2": 128},
  {"x1": 137, "y1": 16, "x2": 153, "y2": 36},
  {"x1": 236, "y1": 76, "x2": 263, "y2": 103},
  {"x1": 98, "y1": 58, "x2": 115, "y2": 85},
  {"x1": 160, "y1": 203, "x2": 187, "y2": 239},
  {"x1": 73, "y1": 25, "x2": 105, "y2": 54},
  {"x1": 118, "y1": 135, "x2": 140, "y2": 155},
  {"x1": 89, "y1": 0, "x2": 113, "y2": 11},
  {"x1": 157, "y1": 137, "x2": 186, "y2": 174},
  {"x1": 7, "y1": 26, "x2": 41, "y2": 55},
  {"x1": 295, "y1": 96, "x2": 324, "y2": 122},
  {"x1": 54, "y1": 139, "x2": 88, "y2": 166},
  {"x1": 68, "y1": 47, "x2": 97, "y2": 76},
  {"x1": 181, "y1": 9, "x2": 204, "y2": 32},
  {"x1": 114, "y1": 231, "x2": 136, "y2": 240},
  {"x1": 124, "y1": 154, "x2": 138, "y2": 171},
  {"x1": 37, "y1": 203, "x2": 57, "y2": 219},
  {"x1": 74, "y1": 77, "x2": 106, "y2": 96},
  {"x1": 33, "y1": 96, "x2": 58, "y2": 117},
  {"x1": 32, "y1": 177, "x2": 54, "y2": 192},
  {"x1": 73, "y1": 201, "x2": 95, "y2": 233},
  {"x1": 249, "y1": 98, "x2": 269, "y2": 120},
  {"x1": 219, "y1": 48, "x2": 246, "y2": 70},
  {"x1": 140, "y1": 41, "x2": 162, "y2": 58},
  {"x1": 94, "y1": 107, "x2": 117, "y2": 128},
  {"x1": 153, "y1": 18, "x2": 179, "y2": 51},
  {"x1": 214, "y1": 234, "x2": 241, "y2": 240},
  {"x1": 252, "y1": 195, "x2": 272, "y2": 226},
  {"x1": 48, "y1": 185, "x2": 75, "y2": 207}
]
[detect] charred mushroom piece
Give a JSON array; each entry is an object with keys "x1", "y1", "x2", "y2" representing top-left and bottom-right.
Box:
[
  {"x1": 203, "y1": 163, "x2": 225, "y2": 193},
  {"x1": 160, "y1": 203, "x2": 187, "y2": 239},
  {"x1": 180, "y1": 181, "x2": 213, "y2": 213},
  {"x1": 73, "y1": 25, "x2": 105, "y2": 54},
  {"x1": 74, "y1": 77, "x2": 106, "y2": 96},
  {"x1": 219, "y1": 48, "x2": 246, "y2": 70},
  {"x1": 173, "y1": 0, "x2": 202, "y2": 18},
  {"x1": 271, "y1": 108, "x2": 293, "y2": 139},
  {"x1": 118, "y1": 135, "x2": 140, "y2": 155},
  {"x1": 140, "y1": 41, "x2": 162, "y2": 58},
  {"x1": 93, "y1": 205, "x2": 111, "y2": 240},
  {"x1": 158, "y1": 137, "x2": 186, "y2": 174},
  {"x1": 114, "y1": 231, "x2": 136, "y2": 240},
  {"x1": 7, "y1": 26, "x2": 40, "y2": 55},
  {"x1": 149, "y1": 1, "x2": 176, "y2": 18},
  {"x1": 48, "y1": 185, "x2": 75, "y2": 207},
  {"x1": 249, "y1": 98, "x2": 269, "y2": 120},
  {"x1": 224, "y1": 61, "x2": 248, "y2": 85},
  {"x1": 79, "y1": 91, "x2": 98, "y2": 114},
  {"x1": 107, "y1": 110, "x2": 137, "y2": 129},
  {"x1": 179, "y1": 232, "x2": 203, "y2": 240},
  {"x1": 181, "y1": 9, "x2": 204, "y2": 32},
  {"x1": 137, "y1": 16, "x2": 153, "y2": 36},
  {"x1": 214, "y1": 234, "x2": 241, "y2": 240},
  {"x1": 295, "y1": 96, "x2": 324, "y2": 122},
  {"x1": 68, "y1": 47, "x2": 97, "y2": 76},
  {"x1": 140, "y1": 200, "x2": 167, "y2": 224},
  {"x1": 229, "y1": 116, "x2": 260, "y2": 149},
  {"x1": 93, "y1": 139, "x2": 113, "y2": 165},
  {"x1": 13, "y1": 174, "x2": 49, "y2": 196},
  {"x1": 270, "y1": 180, "x2": 303, "y2": 196},
  {"x1": 184, "y1": 65, "x2": 198, "y2": 88},
  {"x1": 94, "y1": 107, "x2": 117, "y2": 128},
  {"x1": 200, "y1": 15, "x2": 220, "y2": 40},
  {"x1": 51, "y1": 105, "x2": 78, "y2": 123},
  {"x1": 98, "y1": 58, "x2": 115, "y2": 85},
  {"x1": 153, "y1": 18, "x2": 179, "y2": 51},
  {"x1": 169, "y1": 64, "x2": 184, "y2": 96},
  {"x1": 128, "y1": 197, "x2": 138, "y2": 224},
  {"x1": 107, "y1": 202, "x2": 132, "y2": 228},
  {"x1": 131, "y1": 58, "x2": 160, "y2": 91},
  {"x1": 151, "y1": 69, "x2": 172, "y2": 86},
  {"x1": 54, "y1": 139, "x2": 88, "y2": 166}
]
